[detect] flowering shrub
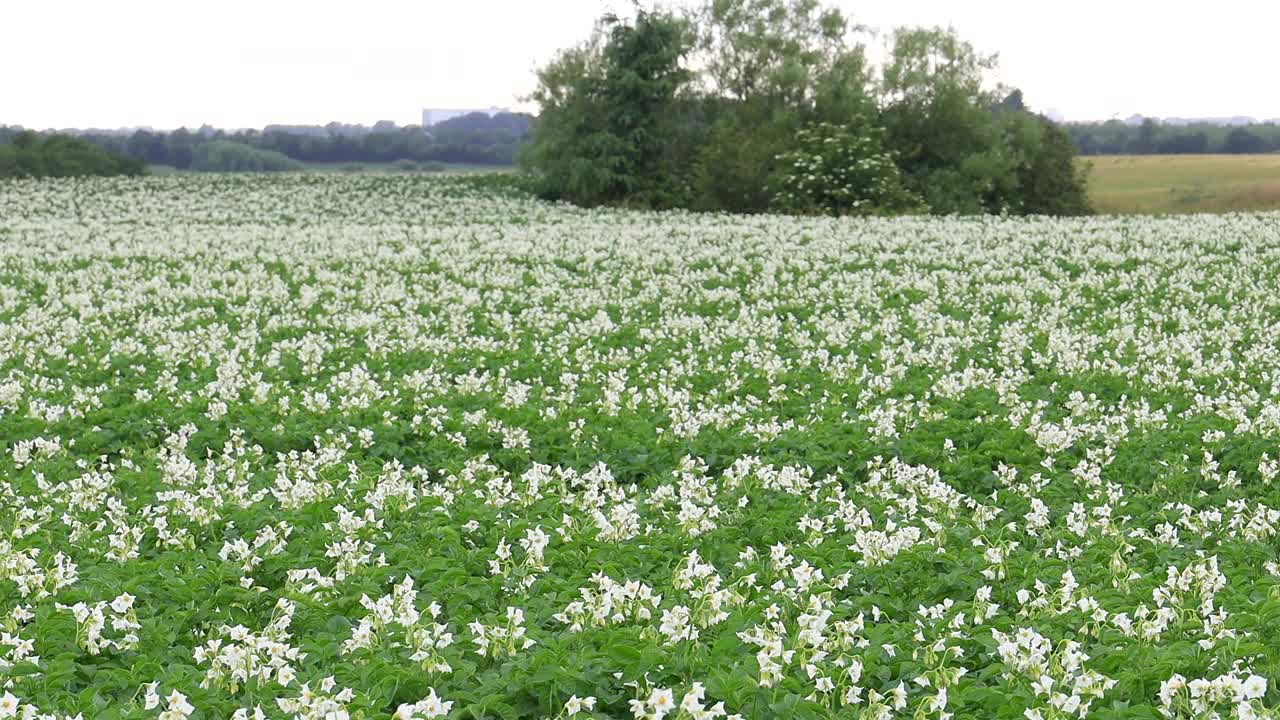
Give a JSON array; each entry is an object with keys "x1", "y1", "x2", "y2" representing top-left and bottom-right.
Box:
[
  {"x1": 772, "y1": 121, "x2": 923, "y2": 216},
  {"x1": 0, "y1": 174, "x2": 1276, "y2": 717}
]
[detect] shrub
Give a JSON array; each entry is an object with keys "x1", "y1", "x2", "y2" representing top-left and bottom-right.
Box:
[
  {"x1": 772, "y1": 121, "x2": 924, "y2": 216},
  {"x1": 0, "y1": 131, "x2": 146, "y2": 178},
  {"x1": 1013, "y1": 116, "x2": 1092, "y2": 216},
  {"x1": 189, "y1": 141, "x2": 304, "y2": 172}
]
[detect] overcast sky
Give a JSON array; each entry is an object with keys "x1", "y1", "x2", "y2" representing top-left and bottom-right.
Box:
[{"x1": 5, "y1": 0, "x2": 1277, "y2": 130}]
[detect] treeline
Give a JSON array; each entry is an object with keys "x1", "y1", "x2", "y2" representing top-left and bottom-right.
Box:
[
  {"x1": 189, "y1": 141, "x2": 304, "y2": 172},
  {"x1": 520, "y1": 0, "x2": 1090, "y2": 216},
  {"x1": 47, "y1": 112, "x2": 531, "y2": 170},
  {"x1": 1068, "y1": 120, "x2": 1280, "y2": 155},
  {"x1": 0, "y1": 131, "x2": 146, "y2": 179}
]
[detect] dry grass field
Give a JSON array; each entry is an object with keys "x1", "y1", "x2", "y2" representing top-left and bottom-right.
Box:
[{"x1": 1084, "y1": 154, "x2": 1280, "y2": 214}]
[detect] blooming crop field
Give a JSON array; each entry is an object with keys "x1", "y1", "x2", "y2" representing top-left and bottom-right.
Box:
[{"x1": 0, "y1": 175, "x2": 1279, "y2": 720}]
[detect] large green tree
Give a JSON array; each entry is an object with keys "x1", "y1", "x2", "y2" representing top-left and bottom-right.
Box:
[
  {"x1": 522, "y1": 1, "x2": 1092, "y2": 217},
  {"x1": 698, "y1": 0, "x2": 852, "y2": 106},
  {"x1": 691, "y1": 0, "x2": 875, "y2": 212},
  {"x1": 876, "y1": 30, "x2": 1090, "y2": 215},
  {"x1": 878, "y1": 26, "x2": 1014, "y2": 214},
  {"x1": 1011, "y1": 116, "x2": 1092, "y2": 215},
  {"x1": 520, "y1": 9, "x2": 695, "y2": 208}
]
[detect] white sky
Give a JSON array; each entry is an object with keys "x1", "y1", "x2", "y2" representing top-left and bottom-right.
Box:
[{"x1": 4, "y1": 0, "x2": 1277, "y2": 130}]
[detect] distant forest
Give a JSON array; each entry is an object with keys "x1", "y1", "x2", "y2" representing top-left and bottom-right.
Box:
[
  {"x1": 8, "y1": 110, "x2": 1279, "y2": 179},
  {"x1": 0, "y1": 112, "x2": 531, "y2": 169},
  {"x1": 1067, "y1": 120, "x2": 1280, "y2": 155}
]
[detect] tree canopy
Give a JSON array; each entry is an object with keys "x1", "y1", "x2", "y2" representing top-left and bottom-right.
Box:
[
  {"x1": 0, "y1": 131, "x2": 145, "y2": 179},
  {"x1": 520, "y1": 0, "x2": 1091, "y2": 216}
]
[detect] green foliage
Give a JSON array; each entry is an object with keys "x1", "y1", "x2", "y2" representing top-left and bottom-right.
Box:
[
  {"x1": 688, "y1": 0, "x2": 876, "y2": 213},
  {"x1": 189, "y1": 141, "x2": 304, "y2": 172},
  {"x1": 598, "y1": 9, "x2": 697, "y2": 207},
  {"x1": 692, "y1": 105, "x2": 791, "y2": 213},
  {"x1": 772, "y1": 120, "x2": 923, "y2": 215},
  {"x1": 1014, "y1": 117, "x2": 1092, "y2": 215},
  {"x1": 880, "y1": 26, "x2": 995, "y2": 108},
  {"x1": 1131, "y1": 118, "x2": 1159, "y2": 155},
  {"x1": 1157, "y1": 132, "x2": 1210, "y2": 154},
  {"x1": 0, "y1": 131, "x2": 146, "y2": 179},
  {"x1": 878, "y1": 27, "x2": 1012, "y2": 214},
  {"x1": 520, "y1": 9, "x2": 696, "y2": 208},
  {"x1": 698, "y1": 0, "x2": 853, "y2": 106},
  {"x1": 1223, "y1": 128, "x2": 1268, "y2": 154},
  {"x1": 519, "y1": 40, "x2": 621, "y2": 206},
  {"x1": 521, "y1": 2, "x2": 1093, "y2": 216},
  {"x1": 874, "y1": 31, "x2": 1092, "y2": 216}
]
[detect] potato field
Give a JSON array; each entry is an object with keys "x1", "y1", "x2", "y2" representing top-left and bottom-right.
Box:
[{"x1": 0, "y1": 175, "x2": 1278, "y2": 719}]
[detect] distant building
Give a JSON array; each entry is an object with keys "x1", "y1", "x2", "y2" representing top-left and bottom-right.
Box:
[{"x1": 422, "y1": 107, "x2": 508, "y2": 128}]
